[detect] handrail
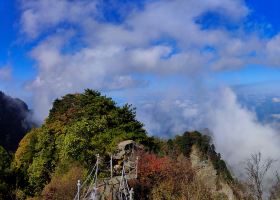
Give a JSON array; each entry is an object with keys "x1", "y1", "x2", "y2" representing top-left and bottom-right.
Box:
[{"x1": 74, "y1": 154, "x2": 138, "y2": 200}]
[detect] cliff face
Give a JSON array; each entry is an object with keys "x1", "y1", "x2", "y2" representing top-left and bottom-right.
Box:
[
  {"x1": 190, "y1": 145, "x2": 241, "y2": 200},
  {"x1": 0, "y1": 91, "x2": 32, "y2": 151}
]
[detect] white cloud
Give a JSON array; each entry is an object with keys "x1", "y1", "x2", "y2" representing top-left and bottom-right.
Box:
[
  {"x1": 205, "y1": 88, "x2": 280, "y2": 192},
  {"x1": 207, "y1": 88, "x2": 280, "y2": 166},
  {"x1": 265, "y1": 34, "x2": 280, "y2": 66},
  {"x1": 137, "y1": 98, "x2": 201, "y2": 137},
  {"x1": 20, "y1": 0, "x2": 98, "y2": 38}
]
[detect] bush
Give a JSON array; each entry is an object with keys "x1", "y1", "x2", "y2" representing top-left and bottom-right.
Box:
[{"x1": 41, "y1": 164, "x2": 86, "y2": 200}]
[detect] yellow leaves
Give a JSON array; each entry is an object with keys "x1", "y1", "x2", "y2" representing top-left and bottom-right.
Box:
[{"x1": 14, "y1": 129, "x2": 38, "y2": 168}]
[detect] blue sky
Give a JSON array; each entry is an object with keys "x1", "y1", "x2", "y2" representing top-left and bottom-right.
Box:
[
  {"x1": 1, "y1": 0, "x2": 280, "y2": 87},
  {"x1": 1, "y1": 0, "x2": 280, "y2": 129},
  {"x1": 246, "y1": 0, "x2": 280, "y2": 34},
  {"x1": 0, "y1": 1, "x2": 35, "y2": 80}
]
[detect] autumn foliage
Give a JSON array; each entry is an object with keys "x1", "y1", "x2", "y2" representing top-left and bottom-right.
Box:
[
  {"x1": 130, "y1": 151, "x2": 214, "y2": 200},
  {"x1": 40, "y1": 165, "x2": 85, "y2": 200},
  {"x1": 138, "y1": 152, "x2": 171, "y2": 181}
]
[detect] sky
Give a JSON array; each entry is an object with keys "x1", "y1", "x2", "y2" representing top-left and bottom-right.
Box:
[
  {"x1": 2, "y1": 0, "x2": 280, "y2": 181},
  {"x1": 0, "y1": 1, "x2": 280, "y2": 83},
  {"x1": 0, "y1": 0, "x2": 280, "y2": 129}
]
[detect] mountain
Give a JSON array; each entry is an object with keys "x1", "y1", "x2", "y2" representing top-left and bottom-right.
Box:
[
  {"x1": 0, "y1": 91, "x2": 32, "y2": 151},
  {"x1": 14, "y1": 89, "x2": 152, "y2": 198},
  {"x1": 7, "y1": 89, "x2": 255, "y2": 199}
]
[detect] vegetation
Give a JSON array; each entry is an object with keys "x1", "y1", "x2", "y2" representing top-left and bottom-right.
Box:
[
  {"x1": 40, "y1": 164, "x2": 86, "y2": 200},
  {"x1": 0, "y1": 145, "x2": 16, "y2": 199},
  {"x1": 132, "y1": 152, "x2": 215, "y2": 199},
  {"x1": 130, "y1": 131, "x2": 237, "y2": 199}
]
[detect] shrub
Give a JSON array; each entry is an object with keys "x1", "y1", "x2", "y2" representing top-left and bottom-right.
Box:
[{"x1": 41, "y1": 164, "x2": 86, "y2": 200}]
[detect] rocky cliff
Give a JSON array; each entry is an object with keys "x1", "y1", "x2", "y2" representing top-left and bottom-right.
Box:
[{"x1": 190, "y1": 145, "x2": 243, "y2": 200}]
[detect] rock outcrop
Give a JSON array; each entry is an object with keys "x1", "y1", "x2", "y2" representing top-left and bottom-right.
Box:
[{"x1": 190, "y1": 145, "x2": 240, "y2": 200}]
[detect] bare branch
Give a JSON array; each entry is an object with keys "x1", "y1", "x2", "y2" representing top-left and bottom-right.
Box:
[{"x1": 245, "y1": 152, "x2": 275, "y2": 200}]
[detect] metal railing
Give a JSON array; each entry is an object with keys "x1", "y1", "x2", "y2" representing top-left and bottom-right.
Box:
[{"x1": 74, "y1": 154, "x2": 138, "y2": 200}]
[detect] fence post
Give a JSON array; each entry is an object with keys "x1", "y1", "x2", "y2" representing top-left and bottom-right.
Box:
[
  {"x1": 95, "y1": 154, "x2": 99, "y2": 188},
  {"x1": 129, "y1": 188, "x2": 134, "y2": 200},
  {"x1": 110, "y1": 154, "x2": 113, "y2": 179},
  {"x1": 135, "y1": 156, "x2": 139, "y2": 179},
  {"x1": 77, "y1": 180, "x2": 81, "y2": 200},
  {"x1": 92, "y1": 187, "x2": 98, "y2": 200}
]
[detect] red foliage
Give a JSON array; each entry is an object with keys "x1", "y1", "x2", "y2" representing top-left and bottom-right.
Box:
[
  {"x1": 136, "y1": 152, "x2": 172, "y2": 188},
  {"x1": 131, "y1": 152, "x2": 196, "y2": 199}
]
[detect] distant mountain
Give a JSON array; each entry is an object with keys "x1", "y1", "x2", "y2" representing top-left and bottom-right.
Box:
[{"x1": 0, "y1": 91, "x2": 33, "y2": 151}]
